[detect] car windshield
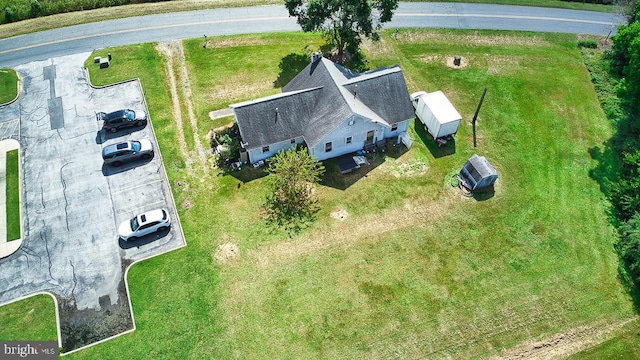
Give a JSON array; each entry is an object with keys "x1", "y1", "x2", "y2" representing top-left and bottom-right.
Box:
[
  {"x1": 130, "y1": 217, "x2": 139, "y2": 231},
  {"x1": 131, "y1": 141, "x2": 141, "y2": 151},
  {"x1": 125, "y1": 110, "x2": 135, "y2": 120}
]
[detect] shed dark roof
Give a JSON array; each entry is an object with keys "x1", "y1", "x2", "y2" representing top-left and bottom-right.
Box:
[
  {"x1": 231, "y1": 56, "x2": 413, "y2": 150},
  {"x1": 462, "y1": 154, "x2": 498, "y2": 182}
]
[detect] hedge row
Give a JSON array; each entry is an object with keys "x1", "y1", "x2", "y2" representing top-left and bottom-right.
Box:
[{"x1": 2, "y1": 0, "x2": 165, "y2": 24}]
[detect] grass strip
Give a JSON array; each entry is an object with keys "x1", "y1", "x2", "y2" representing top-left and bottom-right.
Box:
[
  {"x1": 5, "y1": 149, "x2": 20, "y2": 241},
  {"x1": 0, "y1": 68, "x2": 18, "y2": 104}
]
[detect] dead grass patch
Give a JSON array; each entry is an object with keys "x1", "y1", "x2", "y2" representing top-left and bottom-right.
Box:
[
  {"x1": 400, "y1": 31, "x2": 551, "y2": 47},
  {"x1": 214, "y1": 242, "x2": 240, "y2": 264},
  {"x1": 207, "y1": 73, "x2": 275, "y2": 104},
  {"x1": 330, "y1": 209, "x2": 348, "y2": 221},
  {"x1": 205, "y1": 37, "x2": 270, "y2": 49},
  {"x1": 379, "y1": 159, "x2": 429, "y2": 177},
  {"x1": 248, "y1": 194, "x2": 457, "y2": 268},
  {"x1": 489, "y1": 317, "x2": 639, "y2": 360}
]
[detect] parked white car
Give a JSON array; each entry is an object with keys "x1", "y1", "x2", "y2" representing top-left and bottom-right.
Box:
[{"x1": 118, "y1": 208, "x2": 170, "y2": 241}]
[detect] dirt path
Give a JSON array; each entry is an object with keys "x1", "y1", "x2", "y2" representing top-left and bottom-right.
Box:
[
  {"x1": 490, "y1": 316, "x2": 639, "y2": 360},
  {"x1": 156, "y1": 41, "x2": 208, "y2": 175}
]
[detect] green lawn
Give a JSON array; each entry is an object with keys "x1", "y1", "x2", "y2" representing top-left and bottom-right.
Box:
[
  {"x1": 0, "y1": 294, "x2": 57, "y2": 341},
  {"x1": 5, "y1": 149, "x2": 20, "y2": 241},
  {"x1": 1, "y1": 29, "x2": 635, "y2": 358},
  {"x1": 0, "y1": 68, "x2": 18, "y2": 104}
]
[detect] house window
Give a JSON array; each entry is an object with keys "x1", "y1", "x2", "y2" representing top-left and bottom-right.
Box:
[
  {"x1": 262, "y1": 146, "x2": 270, "y2": 153},
  {"x1": 346, "y1": 137, "x2": 352, "y2": 144},
  {"x1": 325, "y1": 142, "x2": 332, "y2": 152},
  {"x1": 348, "y1": 119, "x2": 355, "y2": 126},
  {"x1": 391, "y1": 124, "x2": 398, "y2": 131},
  {"x1": 291, "y1": 139, "x2": 296, "y2": 144}
]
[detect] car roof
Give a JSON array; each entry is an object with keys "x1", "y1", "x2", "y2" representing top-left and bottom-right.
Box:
[
  {"x1": 102, "y1": 141, "x2": 132, "y2": 155},
  {"x1": 106, "y1": 109, "x2": 132, "y2": 120},
  {"x1": 138, "y1": 209, "x2": 167, "y2": 224}
]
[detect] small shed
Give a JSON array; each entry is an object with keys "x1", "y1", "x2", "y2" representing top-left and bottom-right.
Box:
[{"x1": 459, "y1": 154, "x2": 498, "y2": 191}]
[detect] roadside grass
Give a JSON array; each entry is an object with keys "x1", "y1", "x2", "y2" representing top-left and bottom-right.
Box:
[
  {"x1": 568, "y1": 318, "x2": 640, "y2": 359},
  {"x1": 182, "y1": 33, "x2": 325, "y2": 134},
  {"x1": 0, "y1": 0, "x2": 616, "y2": 40},
  {"x1": 0, "y1": 294, "x2": 57, "y2": 341},
  {"x1": 2, "y1": 29, "x2": 633, "y2": 358},
  {"x1": 5, "y1": 149, "x2": 20, "y2": 241},
  {"x1": 0, "y1": 68, "x2": 18, "y2": 104}
]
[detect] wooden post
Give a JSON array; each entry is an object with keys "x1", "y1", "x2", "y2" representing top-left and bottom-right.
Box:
[{"x1": 472, "y1": 87, "x2": 487, "y2": 148}]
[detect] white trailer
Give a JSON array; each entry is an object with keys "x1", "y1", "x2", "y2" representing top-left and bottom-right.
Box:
[{"x1": 410, "y1": 90, "x2": 462, "y2": 144}]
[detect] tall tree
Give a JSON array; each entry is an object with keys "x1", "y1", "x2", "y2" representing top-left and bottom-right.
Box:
[
  {"x1": 284, "y1": 0, "x2": 399, "y2": 63},
  {"x1": 263, "y1": 147, "x2": 325, "y2": 233}
]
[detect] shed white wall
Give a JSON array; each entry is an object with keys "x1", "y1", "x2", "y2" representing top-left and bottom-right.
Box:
[{"x1": 383, "y1": 119, "x2": 409, "y2": 138}]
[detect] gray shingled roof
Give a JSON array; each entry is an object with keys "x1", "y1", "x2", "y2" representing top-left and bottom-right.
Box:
[{"x1": 231, "y1": 56, "x2": 413, "y2": 150}]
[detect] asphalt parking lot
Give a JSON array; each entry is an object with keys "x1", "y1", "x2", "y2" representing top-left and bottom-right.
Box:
[{"x1": 0, "y1": 53, "x2": 185, "y2": 351}]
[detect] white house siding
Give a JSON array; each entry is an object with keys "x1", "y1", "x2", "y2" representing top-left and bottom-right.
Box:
[
  {"x1": 310, "y1": 114, "x2": 388, "y2": 161},
  {"x1": 247, "y1": 136, "x2": 303, "y2": 163},
  {"x1": 383, "y1": 119, "x2": 410, "y2": 139}
]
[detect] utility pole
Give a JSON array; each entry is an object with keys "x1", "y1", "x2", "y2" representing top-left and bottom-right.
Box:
[{"x1": 472, "y1": 87, "x2": 487, "y2": 148}]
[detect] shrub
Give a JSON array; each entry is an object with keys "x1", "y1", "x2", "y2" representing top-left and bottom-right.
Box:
[
  {"x1": 578, "y1": 39, "x2": 598, "y2": 49},
  {"x1": 3, "y1": 6, "x2": 16, "y2": 23},
  {"x1": 30, "y1": 0, "x2": 42, "y2": 17}
]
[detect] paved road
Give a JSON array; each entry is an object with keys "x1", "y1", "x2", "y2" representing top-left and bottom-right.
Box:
[{"x1": 0, "y1": 2, "x2": 624, "y2": 68}]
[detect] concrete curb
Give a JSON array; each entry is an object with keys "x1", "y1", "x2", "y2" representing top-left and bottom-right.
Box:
[{"x1": 0, "y1": 139, "x2": 22, "y2": 259}]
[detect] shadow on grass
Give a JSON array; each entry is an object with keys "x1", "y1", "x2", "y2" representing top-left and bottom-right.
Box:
[
  {"x1": 472, "y1": 186, "x2": 495, "y2": 201},
  {"x1": 222, "y1": 166, "x2": 268, "y2": 183},
  {"x1": 414, "y1": 119, "x2": 456, "y2": 158},
  {"x1": 274, "y1": 53, "x2": 310, "y2": 88}
]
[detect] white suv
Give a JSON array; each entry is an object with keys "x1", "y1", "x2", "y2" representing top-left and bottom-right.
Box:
[{"x1": 118, "y1": 208, "x2": 170, "y2": 241}]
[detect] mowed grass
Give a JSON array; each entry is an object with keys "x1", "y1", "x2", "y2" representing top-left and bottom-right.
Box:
[
  {"x1": 0, "y1": 30, "x2": 633, "y2": 358},
  {"x1": 0, "y1": 68, "x2": 18, "y2": 104},
  {"x1": 0, "y1": 294, "x2": 57, "y2": 341},
  {"x1": 5, "y1": 149, "x2": 20, "y2": 241},
  {"x1": 568, "y1": 318, "x2": 640, "y2": 359}
]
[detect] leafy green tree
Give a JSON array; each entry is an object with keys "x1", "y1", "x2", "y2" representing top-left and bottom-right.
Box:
[
  {"x1": 284, "y1": 0, "x2": 399, "y2": 63},
  {"x1": 619, "y1": 212, "x2": 640, "y2": 284},
  {"x1": 263, "y1": 147, "x2": 325, "y2": 233}
]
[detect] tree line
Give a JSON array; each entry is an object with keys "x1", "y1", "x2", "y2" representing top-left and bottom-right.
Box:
[{"x1": 605, "y1": 0, "x2": 640, "y2": 287}]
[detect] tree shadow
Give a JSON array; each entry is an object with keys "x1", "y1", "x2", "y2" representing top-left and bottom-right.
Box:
[
  {"x1": 273, "y1": 53, "x2": 311, "y2": 88},
  {"x1": 222, "y1": 165, "x2": 268, "y2": 183},
  {"x1": 413, "y1": 119, "x2": 456, "y2": 158}
]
